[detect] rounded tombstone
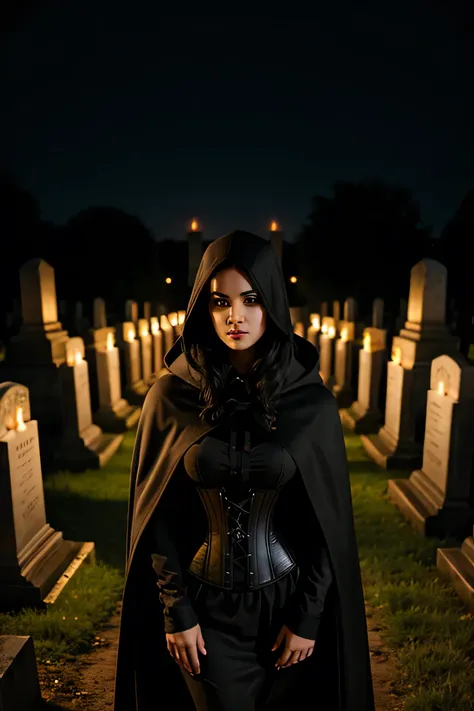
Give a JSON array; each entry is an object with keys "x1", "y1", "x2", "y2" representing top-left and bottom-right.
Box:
[{"x1": 0, "y1": 382, "x2": 31, "y2": 439}]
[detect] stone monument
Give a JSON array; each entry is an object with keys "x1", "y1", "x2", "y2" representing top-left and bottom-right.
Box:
[
  {"x1": 0, "y1": 382, "x2": 93, "y2": 612},
  {"x1": 332, "y1": 298, "x2": 361, "y2": 407},
  {"x1": 137, "y1": 318, "x2": 154, "y2": 385},
  {"x1": 361, "y1": 259, "x2": 459, "y2": 469},
  {"x1": 306, "y1": 314, "x2": 320, "y2": 348},
  {"x1": 55, "y1": 338, "x2": 124, "y2": 471},
  {"x1": 150, "y1": 317, "x2": 164, "y2": 375},
  {"x1": 319, "y1": 317, "x2": 337, "y2": 386},
  {"x1": 388, "y1": 354, "x2": 474, "y2": 538},
  {"x1": 116, "y1": 322, "x2": 149, "y2": 405}
]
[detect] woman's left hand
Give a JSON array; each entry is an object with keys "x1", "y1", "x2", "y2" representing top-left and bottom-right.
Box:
[{"x1": 271, "y1": 625, "x2": 315, "y2": 668}]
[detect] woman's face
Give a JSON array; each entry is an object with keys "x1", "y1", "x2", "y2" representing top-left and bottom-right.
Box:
[{"x1": 209, "y1": 267, "x2": 267, "y2": 351}]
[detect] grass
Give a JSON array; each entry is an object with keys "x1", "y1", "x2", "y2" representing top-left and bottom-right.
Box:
[
  {"x1": 346, "y1": 431, "x2": 474, "y2": 710},
  {"x1": 1, "y1": 427, "x2": 474, "y2": 709}
]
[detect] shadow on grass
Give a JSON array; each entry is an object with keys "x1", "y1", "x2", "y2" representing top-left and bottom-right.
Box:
[{"x1": 43, "y1": 489, "x2": 128, "y2": 573}]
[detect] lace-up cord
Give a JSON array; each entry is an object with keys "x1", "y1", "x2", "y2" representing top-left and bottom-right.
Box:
[{"x1": 223, "y1": 493, "x2": 251, "y2": 572}]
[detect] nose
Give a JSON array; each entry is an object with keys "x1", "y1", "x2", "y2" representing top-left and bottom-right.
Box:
[{"x1": 227, "y1": 301, "x2": 245, "y2": 324}]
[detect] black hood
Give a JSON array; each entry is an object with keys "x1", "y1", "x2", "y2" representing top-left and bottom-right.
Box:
[{"x1": 164, "y1": 230, "x2": 322, "y2": 393}]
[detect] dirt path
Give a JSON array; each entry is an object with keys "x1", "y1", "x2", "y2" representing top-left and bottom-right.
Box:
[{"x1": 41, "y1": 601, "x2": 404, "y2": 710}]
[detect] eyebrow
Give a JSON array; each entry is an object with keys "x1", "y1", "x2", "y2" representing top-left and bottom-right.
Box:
[{"x1": 211, "y1": 290, "x2": 257, "y2": 298}]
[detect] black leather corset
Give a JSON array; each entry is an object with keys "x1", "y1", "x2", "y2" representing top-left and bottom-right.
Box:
[{"x1": 187, "y1": 486, "x2": 296, "y2": 591}]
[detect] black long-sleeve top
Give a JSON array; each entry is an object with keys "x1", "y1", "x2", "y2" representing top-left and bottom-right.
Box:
[{"x1": 149, "y1": 375, "x2": 333, "y2": 639}]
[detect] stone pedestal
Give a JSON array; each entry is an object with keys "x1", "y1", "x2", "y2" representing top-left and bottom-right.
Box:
[
  {"x1": 388, "y1": 354, "x2": 474, "y2": 539},
  {"x1": 342, "y1": 328, "x2": 387, "y2": 433},
  {"x1": 362, "y1": 259, "x2": 459, "y2": 469},
  {"x1": 54, "y1": 339, "x2": 124, "y2": 471},
  {"x1": 0, "y1": 383, "x2": 93, "y2": 612},
  {"x1": 437, "y1": 534, "x2": 474, "y2": 613},
  {"x1": 0, "y1": 636, "x2": 42, "y2": 710}
]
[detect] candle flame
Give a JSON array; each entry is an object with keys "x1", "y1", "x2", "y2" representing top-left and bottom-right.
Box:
[
  {"x1": 106, "y1": 332, "x2": 114, "y2": 350},
  {"x1": 392, "y1": 346, "x2": 401, "y2": 365},
  {"x1": 270, "y1": 220, "x2": 279, "y2": 232},
  {"x1": 16, "y1": 406, "x2": 27, "y2": 432},
  {"x1": 127, "y1": 328, "x2": 135, "y2": 343},
  {"x1": 190, "y1": 219, "x2": 199, "y2": 232},
  {"x1": 328, "y1": 326, "x2": 336, "y2": 338},
  {"x1": 437, "y1": 381, "x2": 445, "y2": 396},
  {"x1": 169, "y1": 312, "x2": 178, "y2": 327},
  {"x1": 363, "y1": 333, "x2": 371, "y2": 352},
  {"x1": 178, "y1": 311, "x2": 186, "y2": 325}
]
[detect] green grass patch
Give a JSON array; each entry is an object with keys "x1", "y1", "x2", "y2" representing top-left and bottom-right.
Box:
[
  {"x1": 347, "y1": 431, "x2": 474, "y2": 710},
  {"x1": 0, "y1": 431, "x2": 134, "y2": 661}
]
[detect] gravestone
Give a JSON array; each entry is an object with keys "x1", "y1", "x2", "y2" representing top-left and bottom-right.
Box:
[
  {"x1": 388, "y1": 354, "x2": 474, "y2": 539},
  {"x1": 143, "y1": 301, "x2": 151, "y2": 323},
  {"x1": 372, "y1": 298, "x2": 384, "y2": 329},
  {"x1": 2, "y1": 259, "x2": 69, "y2": 470},
  {"x1": 125, "y1": 300, "x2": 139, "y2": 325},
  {"x1": 320, "y1": 302, "x2": 328, "y2": 319},
  {"x1": 306, "y1": 314, "x2": 320, "y2": 348},
  {"x1": 93, "y1": 329, "x2": 140, "y2": 433},
  {"x1": 161, "y1": 315, "x2": 175, "y2": 355},
  {"x1": 319, "y1": 317, "x2": 337, "y2": 386},
  {"x1": 362, "y1": 259, "x2": 459, "y2": 469},
  {"x1": 55, "y1": 338, "x2": 124, "y2": 471},
  {"x1": 150, "y1": 317, "x2": 164, "y2": 375},
  {"x1": 85, "y1": 297, "x2": 112, "y2": 413},
  {"x1": 176, "y1": 310, "x2": 187, "y2": 338},
  {"x1": 0, "y1": 636, "x2": 42, "y2": 710},
  {"x1": 332, "y1": 301, "x2": 341, "y2": 330},
  {"x1": 116, "y1": 322, "x2": 149, "y2": 405},
  {"x1": 137, "y1": 318, "x2": 154, "y2": 384},
  {"x1": 333, "y1": 298, "x2": 361, "y2": 407},
  {"x1": 0, "y1": 382, "x2": 93, "y2": 612}
]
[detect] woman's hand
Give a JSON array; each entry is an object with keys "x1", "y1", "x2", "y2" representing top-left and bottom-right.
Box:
[
  {"x1": 166, "y1": 623, "x2": 207, "y2": 675},
  {"x1": 271, "y1": 624, "x2": 315, "y2": 668}
]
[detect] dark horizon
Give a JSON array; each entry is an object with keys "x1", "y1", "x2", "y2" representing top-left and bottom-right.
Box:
[{"x1": 4, "y1": 4, "x2": 474, "y2": 241}]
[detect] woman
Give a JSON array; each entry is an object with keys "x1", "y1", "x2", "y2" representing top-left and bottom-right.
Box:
[{"x1": 114, "y1": 230, "x2": 374, "y2": 711}]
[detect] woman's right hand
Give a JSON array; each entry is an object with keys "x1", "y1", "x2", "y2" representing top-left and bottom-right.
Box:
[{"x1": 166, "y1": 623, "x2": 207, "y2": 675}]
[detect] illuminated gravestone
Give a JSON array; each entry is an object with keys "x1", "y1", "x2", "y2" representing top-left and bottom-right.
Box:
[
  {"x1": 341, "y1": 298, "x2": 387, "y2": 433},
  {"x1": 175, "y1": 311, "x2": 186, "y2": 338},
  {"x1": 150, "y1": 317, "x2": 164, "y2": 376},
  {"x1": 390, "y1": 354, "x2": 474, "y2": 539},
  {"x1": 55, "y1": 338, "x2": 123, "y2": 471},
  {"x1": 306, "y1": 313, "x2": 320, "y2": 348},
  {"x1": 0, "y1": 382, "x2": 93, "y2": 612},
  {"x1": 137, "y1": 318, "x2": 154, "y2": 385},
  {"x1": 333, "y1": 298, "x2": 361, "y2": 407},
  {"x1": 116, "y1": 323, "x2": 149, "y2": 405},
  {"x1": 361, "y1": 259, "x2": 458, "y2": 469},
  {"x1": 161, "y1": 315, "x2": 175, "y2": 355},
  {"x1": 319, "y1": 317, "x2": 337, "y2": 386}
]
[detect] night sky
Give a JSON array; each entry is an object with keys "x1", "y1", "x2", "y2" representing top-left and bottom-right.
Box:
[{"x1": 3, "y1": 3, "x2": 474, "y2": 241}]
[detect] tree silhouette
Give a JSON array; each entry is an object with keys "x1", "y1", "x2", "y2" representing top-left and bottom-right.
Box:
[{"x1": 295, "y1": 179, "x2": 433, "y2": 314}]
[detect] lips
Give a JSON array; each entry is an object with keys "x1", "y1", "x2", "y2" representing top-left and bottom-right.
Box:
[{"x1": 227, "y1": 330, "x2": 247, "y2": 335}]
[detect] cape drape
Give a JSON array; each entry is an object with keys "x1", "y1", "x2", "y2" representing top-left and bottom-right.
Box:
[{"x1": 113, "y1": 230, "x2": 374, "y2": 711}]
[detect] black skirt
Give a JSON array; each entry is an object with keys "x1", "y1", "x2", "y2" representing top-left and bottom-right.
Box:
[{"x1": 180, "y1": 566, "x2": 312, "y2": 711}]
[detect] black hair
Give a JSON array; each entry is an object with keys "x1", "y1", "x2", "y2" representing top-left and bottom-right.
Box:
[{"x1": 184, "y1": 262, "x2": 293, "y2": 427}]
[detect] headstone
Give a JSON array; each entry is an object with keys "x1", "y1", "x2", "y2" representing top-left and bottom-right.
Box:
[
  {"x1": 93, "y1": 298, "x2": 107, "y2": 330},
  {"x1": 0, "y1": 382, "x2": 92, "y2": 612},
  {"x1": 125, "y1": 300, "x2": 139, "y2": 325},
  {"x1": 0, "y1": 636, "x2": 42, "y2": 710},
  {"x1": 175, "y1": 311, "x2": 187, "y2": 338},
  {"x1": 143, "y1": 301, "x2": 151, "y2": 323},
  {"x1": 2, "y1": 260, "x2": 69, "y2": 470},
  {"x1": 116, "y1": 322, "x2": 149, "y2": 405},
  {"x1": 372, "y1": 298, "x2": 384, "y2": 329},
  {"x1": 361, "y1": 259, "x2": 459, "y2": 469},
  {"x1": 92, "y1": 327, "x2": 140, "y2": 433},
  {"x1": 320, "y1": 302, "x2": 328, "y2": 319},
  {"x1": 137, "y1": 319, "x2": 154, "y2": 385},
  {"x1": 306, "y1": 313, "x2": 320, "y2": 348},
  {"x1": 341, "y1": 327, "x2": 387, "y2": 433},
  {"x1": 150, "y1": 317, "x2": 164, "y2": 375},
  {"x1": 319, "y1": 317, "x2": 337, "y2": 386},
  {"x1": 332, "y1": 300, "x2": 341, "y2": 326},
  {"x1": 388, "y1": 354, "x2": 474, "y2": 539},
  {"x1": 332, "y1": 318, "x2": 360, "y2": 407},
  {"x1": 343, "y1": 297, "x2": 357, "y2": 322},
  {"x1": 55, "y1": 338, "x2": 124, "y2": 471},
  {"x1": 161, "y1": 315, "x2": 175, "y2": 355}
]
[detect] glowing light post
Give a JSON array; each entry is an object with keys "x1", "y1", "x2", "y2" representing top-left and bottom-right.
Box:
[
  {"x1": 307, "y1": 313, "x2": 321, "y2": 347},
  {"x1": 188, "y1": 218, "x2": 203, "y2": 288},
  {"x1": 269, "y1": 220, "x2": 283, "y2": 261}
]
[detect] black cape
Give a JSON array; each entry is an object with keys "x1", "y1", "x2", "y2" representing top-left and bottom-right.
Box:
[{"x1": 113, "y1": 230, "x2": 374, "y2": 711}]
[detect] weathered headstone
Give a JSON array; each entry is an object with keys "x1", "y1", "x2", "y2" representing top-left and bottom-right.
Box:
[
  {"x1": 341, "y1": 327, "x2": 387, "y2": 433},
  {"x1": 306, "y1": 313, "x2": 320, "y2": 348},
  {"x1": 0, "y1": 382, "x2": 93, "y2": 612},
  {"x1": 333, "y1": 318, "x2": 360, "y2": 407},
  {"x1": 2, "y1": 259, "x2": 69, "y2": 469},
  {"x1": 55, "y1": 338, "x2": 124, "y2": 471},
  {"x1": 150, "y1": 317, "x2": 164, "y2": 375},
  {"x1": 319, "y1": 317, "x2": 337, "y2": 386},
  {"x1": 160, "y1": 315, "x2": 175, "y2": 355},
  {"x1": 93, "y1": 329, "x2": 141, "y2": 433},
  {"x1": 0, "y1": 636, "x2": 42, "y2": 710},
  {"x1": 116, "y1": 322, "x2": 149, "y2": 405},
  {"x1": 137, "y1": 318, "x2": 154, "y2": 384},
  {"x1": 361, "y1": 259, "x2": 459, "y2": 469},
  {"x1": 388, "y1": 354, "x2": 474, "y2": 539}
]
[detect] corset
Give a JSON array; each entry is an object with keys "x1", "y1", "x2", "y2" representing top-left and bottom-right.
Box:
[{"x1": 187, "y1": 486, "x2": 296, "y2": 590}]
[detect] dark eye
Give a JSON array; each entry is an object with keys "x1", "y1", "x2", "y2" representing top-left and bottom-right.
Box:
[
  {"x1": 212, "y1": 298, "x2": 229, "y2": 308},
  {"x1": 245, "y1": 296, "x2": 259, "y2": 304}
]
